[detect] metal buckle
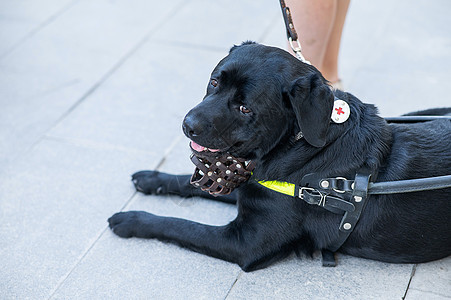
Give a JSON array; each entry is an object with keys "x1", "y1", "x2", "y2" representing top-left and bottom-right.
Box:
[
  {"x1": 333, "y1": 177, "x2": 348, "y2": 194},
  {"x1": 289, "y1": 37, "x2": 302, "y2": 52},
  {"x1": 299, "y1": 187, "x2": 326, "y2": 207},
  {"x1": 299, "y1": 187, "x2": 314, "y2": 199}
]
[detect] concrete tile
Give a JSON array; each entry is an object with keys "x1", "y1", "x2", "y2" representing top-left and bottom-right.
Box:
[
  {"x1": 0, "y1": 0, "x2": 182, "y2": 172},
  {"x1": 51, "y1": 232, "x2": 240, "y2": 300},
  {"x1": 152, "y1": 0, "x2": 281, "y2": 50},
  {"x1": 407, "y1": 256, "x2": 451, "y2": 298},
  {"x1": 361, "y1": 0, "x2": 451, "y2": 74},
  {"x1": 157, "y1": 134, "x2": 198, "y2": 175},
  {"x1": 339, "y1": 0, "x2": 403, "y2": 81},
  {"x1": 405, "y1": 289, "x2": 450, "y2": 300},
  {"x1": 0, "y1": 138, "x2": 160, "y2": 299},
  {"x1": 346, "y1": 70, "x2": 451, "y2": 116},
  {"x1": 339, "y1": 0, "x2": 451, "y2": 116},
  {"x1": 47, "y1": 43, "x2": 227, "y2": 155},
  {"x1": 227, "y1": 254, "x2": 413, "y2": 300},
  {"x1": 0, "y1": 0, "x2": 75, "y2": 57},
  {"x1": 259, "y1": 14, "x2": 289, "y2": 50}
]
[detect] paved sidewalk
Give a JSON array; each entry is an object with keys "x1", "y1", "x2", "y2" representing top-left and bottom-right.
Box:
[{"x1": 1, "y1": 0, "x2": 450, "y2": 299}]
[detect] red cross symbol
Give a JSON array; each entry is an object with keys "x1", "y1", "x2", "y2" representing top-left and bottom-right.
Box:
[{"x1": 335, "y1": 107, "x2": 345, "y2": 115}]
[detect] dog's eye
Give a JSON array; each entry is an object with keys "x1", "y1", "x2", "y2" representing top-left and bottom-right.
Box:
[
  {"x1": 239, "y1": 105, "x2": 251, "y2": 114},
  {"x1": 210, "y1": 79, "x2": 218, "y2": 87}
]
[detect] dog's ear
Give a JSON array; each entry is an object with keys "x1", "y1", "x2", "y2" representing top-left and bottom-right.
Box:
[{"x1": 289, "y1": 73, "x2": 334, "y2": 147}]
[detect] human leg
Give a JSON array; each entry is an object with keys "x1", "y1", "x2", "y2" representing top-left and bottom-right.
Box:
[
  {"x1": 285, "y1": 0, "x2": 336, "y2": 68},
  {"x1": 321, "y1": 0, "x2": 351, "y2": 83}
]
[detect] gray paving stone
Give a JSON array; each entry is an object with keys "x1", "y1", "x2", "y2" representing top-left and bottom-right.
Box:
[
  {"x1": 259, "y1": 14, "x2": 288, "y2": 50},
  {"x1": 405, "y1": 289, "x2": 451, "y2": 300},
  {"x1": 0, "y1": 138, "x2": 159, "y2": 299},
  {"x1": 0, "y1": 0, "x2": 182, "y2": 171},
  {"x1": 51, "y1": 232, "x2": 240, "y2": 300},
  {"x1": 339, "y1": 0, "x2": 451, "y2": 116},
  {"x1": 0, "y1": 0, "x2": 75, "y2": 57},
  {"x1": 338, "y1": 0, "x2": 404, "y2": 84},
  {"x1": 407, "y1": 256, "x2": 451, "y2": 298},
  {"x1": 346, "y1": 69, "x2": 451, "y2": 116},
  {"x1": 226, "y1": 254, "x2": 413, "y2": 300},
  {"x1": 152, "y1": 0, "x2": 280, "y2": 50},
  {"x1": 47, "y1": 43, "x2": 228, "y2": 155}
]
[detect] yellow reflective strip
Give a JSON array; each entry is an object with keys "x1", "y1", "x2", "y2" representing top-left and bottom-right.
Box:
[{"x1": 257, "y1": 180, "x2": 296, "y2": 196}]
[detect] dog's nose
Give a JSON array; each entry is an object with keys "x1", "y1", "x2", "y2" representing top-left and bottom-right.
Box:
[{"x1": 182, "y1": 114, "x2": 203, "y2": 138}]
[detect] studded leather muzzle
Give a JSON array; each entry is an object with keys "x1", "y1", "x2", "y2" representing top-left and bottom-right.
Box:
[{"x1": 190, "y1": 149, "x2": 255, "y2": 196}]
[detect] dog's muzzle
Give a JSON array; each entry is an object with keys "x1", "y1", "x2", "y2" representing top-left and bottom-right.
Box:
[{"x1": 190, "y1": 150, "x2": 255, "y2": 196}]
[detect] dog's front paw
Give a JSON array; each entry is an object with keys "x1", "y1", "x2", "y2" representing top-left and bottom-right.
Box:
[
  {"x1": 108, "y1": 211, "x2": 154, "y2": 238},
  {"x1": 132, "y1": 170, "x2": 169, "y2": 195}
]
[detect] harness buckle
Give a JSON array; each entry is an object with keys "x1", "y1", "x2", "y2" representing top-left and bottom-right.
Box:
[{"x1": 299, "y1": 187, "x2": 326, "y2": 207}]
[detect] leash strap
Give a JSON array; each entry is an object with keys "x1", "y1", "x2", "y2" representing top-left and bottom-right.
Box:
[
  {"x1": 279, "y1": 0, "x2": 298, "y2": 41},
  {"x1": 278, "y1": 0, "x2": 310, "y2": 63},
  {"x1": 369, "y1": 175, "x2": 451, "y2": 194},
  {"x1": 315, "y1": 174, "x2": 451, "y2": 195},
  {"x1": 385, "y1": 116, "x2": 451, "y2": 123}
]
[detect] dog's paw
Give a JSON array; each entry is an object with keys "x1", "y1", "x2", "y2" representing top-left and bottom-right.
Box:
[
  {"x1": 132, "y1": 170, "x2": 168, "y2": 195},
  {"x1": 108, "y1": 211, "x2": 154, "y2": 238}
]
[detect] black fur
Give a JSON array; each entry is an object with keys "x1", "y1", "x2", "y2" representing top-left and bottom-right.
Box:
[{"x1": 109, "y1": 42, "x2": 451, "y2": 271}]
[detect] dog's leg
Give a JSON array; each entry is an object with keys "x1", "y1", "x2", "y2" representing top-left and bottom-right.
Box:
[
  {"x1": 132, "y1": 170, "x2": 237, "y2": 204},
  {"x1": 108, "y1": 211, "x2": 290, "y2": 271}
]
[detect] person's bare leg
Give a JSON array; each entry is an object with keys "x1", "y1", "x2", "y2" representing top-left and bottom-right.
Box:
[
  {"x1": 321, "y1": 0, "x2": 351, "y2": 83},
  {"x1": 285, "y1": 0, "x2": 336, "y2": 69}
]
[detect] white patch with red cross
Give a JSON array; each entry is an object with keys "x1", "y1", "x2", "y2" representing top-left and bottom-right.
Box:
[{"x1": 331, "y1": 99, "x2": 350, "y2": 124}]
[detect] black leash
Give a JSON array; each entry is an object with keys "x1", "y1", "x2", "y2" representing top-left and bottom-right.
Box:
[
  {"x1": 370, "y1": 175, "x2": 451, "y2": 194},
  {"x1": 385, "y1": 116, "x2": 451, "y2": 123}
]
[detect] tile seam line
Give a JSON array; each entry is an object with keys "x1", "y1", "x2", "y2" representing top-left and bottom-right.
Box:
[
  {"x1": 46, "y1": 192, "x2": 137, "y2": 300},
  {"x1": 30, "y1": 0, "x2": 190, "y2": 155},
  {"x1": 224, "y1": 270, "x2": 243, "y2": 299},
  {"x1": 46, "y1": 135, "x2": 181, "y2": 299},
  {"x1": 0, "y1": 0, "x2": 80, "y2": 60},
  {"x1": 402, "y1": 264, "x2": 417, "y2": 300}
]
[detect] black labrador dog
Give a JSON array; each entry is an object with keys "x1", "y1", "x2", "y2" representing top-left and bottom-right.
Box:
[{"x1": 109, "y1": 42, "x2": 451, "y2": 271}]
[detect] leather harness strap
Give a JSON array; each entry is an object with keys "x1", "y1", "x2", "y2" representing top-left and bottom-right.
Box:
[
  {"x1": 327, "y1": 169, "x2": 372, "y2": 252},
  {"x1": 257, "y1": 169, "x2": 451, "y2": 266}
]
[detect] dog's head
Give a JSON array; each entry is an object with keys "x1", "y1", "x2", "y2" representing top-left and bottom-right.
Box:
[{"x1": 183, "y1": 42, "x2": 334, "y2": 160}]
